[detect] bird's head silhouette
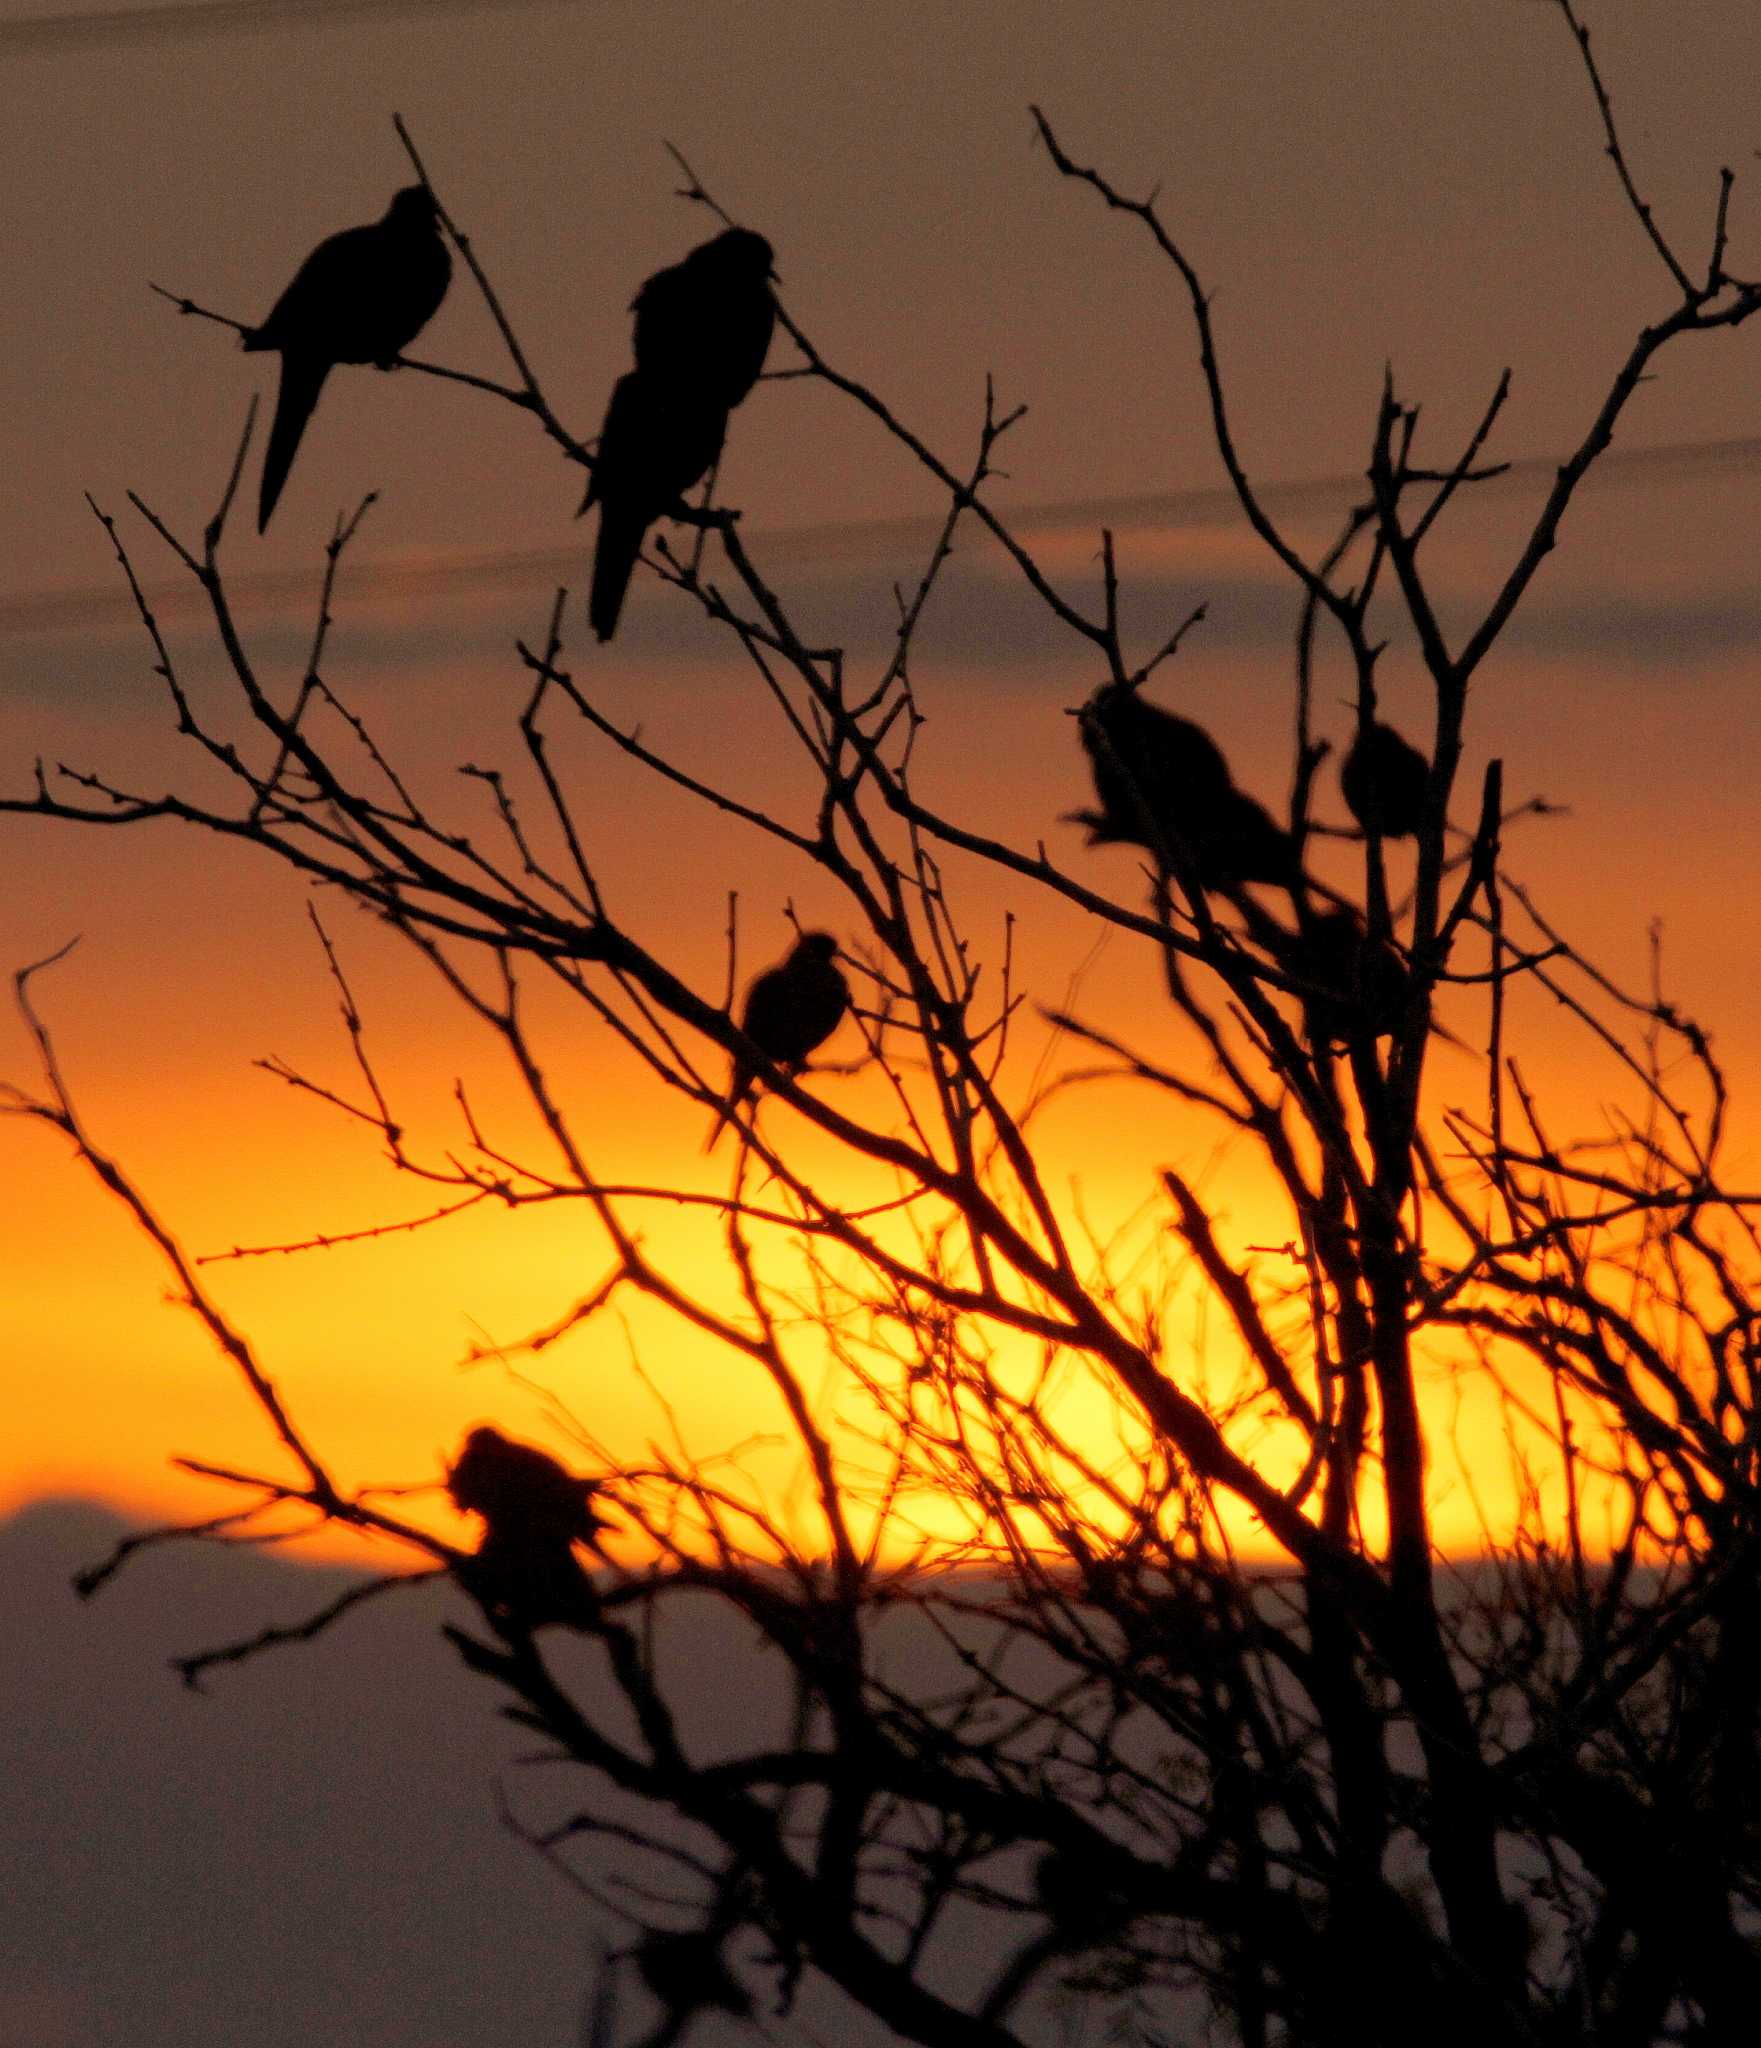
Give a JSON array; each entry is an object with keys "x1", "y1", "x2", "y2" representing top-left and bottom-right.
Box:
[
  {"x1": 1067, "y1": 675, "x2": 1144, "y2": 716},
  {"x1": 791, "y1": 930, "x2": 839, "y2": 964},
  {"x1": 387, "y1": 185, "x2": 440, "y2": 227},
  {"x1": 696, "y1": 227, "x2": 778, "y2": 282},
  {"x1": 1066, "y1": 680, "x2": 1151, "y2": 748}
]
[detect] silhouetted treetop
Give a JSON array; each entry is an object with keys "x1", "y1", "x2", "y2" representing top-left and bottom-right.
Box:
[{"x1": 15, "y1": 17, "x2": 1761, "y2": 2044}]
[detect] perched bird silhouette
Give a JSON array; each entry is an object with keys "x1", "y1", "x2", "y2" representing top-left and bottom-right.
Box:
[
  {"x1": 242, "y1": 184, "x2": 451, "y2": 533},
  {"x1": 632, "y1": 1929, "x2": 751, "y2": 2048},
  {"x1": 1339, "y1": 718, "x2": 1430, "y2": 840},
  {"x1": 1192, "y1": 782, "x2": 1301, "y2": 890},
  {"x1": 706, "y1": 930, "x2": 850, "y2": 1150},
  {"x1": 1272, "y1": 908, "x2": 1411, "y2": 1047},
  {"x1": 1070, "y1": 683, "x2": 1296, "y2": 892},
  {"x1": 1073, "y1": 683, "x2": 1231, "y2": 841},
  {"x1": 582, "y1": 228, "x2": 777, "y2": 641},
  {"x1": 446, "y1": 1424, "x2": 610, "y2": 1630}
]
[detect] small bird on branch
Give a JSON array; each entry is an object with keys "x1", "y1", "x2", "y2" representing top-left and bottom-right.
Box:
[
  {"x1": 1339, "y1": 718, "x2": 1430, "y2": 841},
  {"x1": 243, "y1": 185, "x2": 451, "y2": 533},
  {"x1": 706, "y1": 930, "x2": 850, "y2": 1151},
  {"x1": 583, "y1": 228, "x2": 777, "y2": 641},
  {"x1": 1033, "y1": 1841, "x2": 1150, "y2": 1951},
  {"x1": 1069, "y1": 681, "x2": 1297, "y2": 892},
  {"x1": 446, "y1": 1424, "x2": 611, "y2": 1630},
  {"x1": 1193, "y1": 782, "x2": 1302, "y2": 891},
  {"x1": 1270, "y1": 907, "x2": 1412, "y2": 1048}
]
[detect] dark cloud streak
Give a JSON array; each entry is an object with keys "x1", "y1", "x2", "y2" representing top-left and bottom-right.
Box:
[
  {"x1": 0, "y1": 0, "x2": 569, "y2": 55},
  {"x1": 12, "y1": 426, "x2": 1761, "y2": 639}
]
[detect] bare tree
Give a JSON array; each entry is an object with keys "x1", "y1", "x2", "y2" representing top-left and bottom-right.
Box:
[{"x1": 8, "y1": 6, "x2": 1761, "y2": 2042}]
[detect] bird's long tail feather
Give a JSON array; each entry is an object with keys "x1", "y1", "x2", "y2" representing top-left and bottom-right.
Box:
[
  {"x1": 258, "y1": 354, "x2": 331, "y2": 534},
  {"x1": 589, "y1": 503, "x2": 647, "y2": 643}
]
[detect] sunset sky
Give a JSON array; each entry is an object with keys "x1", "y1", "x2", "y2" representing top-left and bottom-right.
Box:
[{"x1": 6, "y1": 0, "x2": 1761, "y2": 1572}]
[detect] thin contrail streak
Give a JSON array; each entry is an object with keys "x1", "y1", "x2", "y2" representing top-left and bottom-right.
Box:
[
  {"x1": 0, "y1": 0, "x2": 568, "y2": 54},
  {"x1": 5, "y1": 430, "x2": 1760, "y2": 635}
]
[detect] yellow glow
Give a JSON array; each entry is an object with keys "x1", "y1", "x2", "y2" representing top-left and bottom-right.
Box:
[{"x1": 7, "y1": 1005, "x2": 1711, "y2": 1577}]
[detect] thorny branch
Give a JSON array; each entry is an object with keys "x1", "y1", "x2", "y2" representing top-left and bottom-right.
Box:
[{"x1": 10, "y1": 26, "x2": 1761, "y2": 2047}]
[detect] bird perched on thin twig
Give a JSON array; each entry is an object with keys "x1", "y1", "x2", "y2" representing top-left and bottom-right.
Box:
[
  {"x1": 705, "y1": 930, "x2": 849, "y2": 1151},
  {"x1": 242, "y1": 185, "x2": 451, "y2": 533},
  {"x1": 582, "y1": 228, "x2": 777, "y2": 642},
  {"x1": 1191, "y1": 782, "x2": 1301, "y2": 890},
  {"x1": 1271, "y1": 908, "x2": 1411, "y2": 1048},
  {"x1": 447, "y1": 1424, "x2": 610, "y2": 1630},
  {"x1": 1072, "y1": 682, "x2": 1230, "y2": 841},
  {"x1": 1339, "y1": 718, "x2": 1429, "y2": 841},
  {"x1": 1069, "y1": 682, "x2": 1297, "y2": 892}
]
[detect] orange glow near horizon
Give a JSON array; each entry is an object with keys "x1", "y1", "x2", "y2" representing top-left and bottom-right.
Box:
[
  {"x1": 5, "y1": 968, "x2": 1727, "y2": 1578},
  {"x1": 8, "y1": 465, "x2": 1761, "y2": 1577}
]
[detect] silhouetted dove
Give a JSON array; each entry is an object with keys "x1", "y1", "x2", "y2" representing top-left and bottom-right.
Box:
[
  {"x1": 1192, "y1": 782, "x2": 1300, "y2": 890},
  {"x1": 1071, "y1": 683, "x2": 1297, "y2": 891},
  {"x1": 633, "y1": 1929, "x2": 750, "y2": 2048},
  {"x1": 1340, "y1": 718, "x2": 1429, "y2": 841},
  {"x1": 243, "y1": 184, "x2": 451, "y2": 533},
  {"x1": 706, "y1": 930, "x2": 849, "y2": 1150},
  {"x1": 1034, "y1": 1843, "x2": 1147, "y2": 1949},
  {"x1": 582, "y1": 228, "x2": 777, "y2": 641},
  {"x1": 447, "y1": 1424, "x2": 610, "y2": 1628},
  {"x1": 1272, "y1": 907, "x2": 1411, "y2": 1046},
  {"x1": 1074, "y1": 682, "x2": 1232, "y2": 843}
]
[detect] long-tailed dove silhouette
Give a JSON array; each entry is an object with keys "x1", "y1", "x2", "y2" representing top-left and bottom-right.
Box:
[
  {"x1": 243, "y1": 185, "x2": 451, "y2": 533},
  {"x1": 582, "y1": 229, "x2": 776, "y2": 641}
]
